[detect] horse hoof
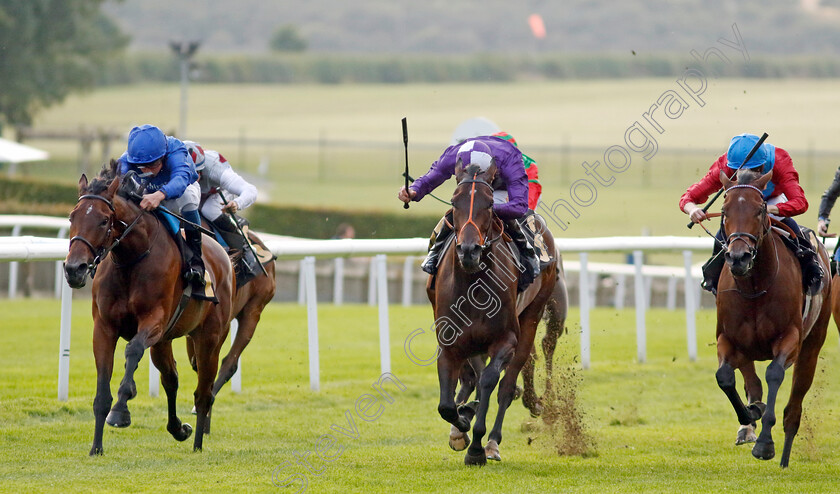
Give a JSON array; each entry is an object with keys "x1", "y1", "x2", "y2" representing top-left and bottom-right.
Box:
[
  {"x1": 736, "y1": 424, "x2": 757, "y2": 445},
  {"x1": 105, "y1": 409, "x2": 131, "y2": 428},
  {"x1": 89, "y1": 446, "x2": 104, "y2": 456},
  {"x1": 485, "y1": 440, "x2": 501, "y2": 461},
  {"x1": 449, "y1": 425, "x2": 470, "y2": 451},
  {"x1": 529, "y1": 402, "x2": 544, "y2": 418},
  {"x1": 747, "y1": 402, "x2": 766, "y2": 422},
  {"x1": 513, "y1": 385, "x2": 523, "y2": 401},
  {"x1": 169, "y1": 422, "x2": 193, "y2": 442},
  {"x1": 752, "y1": 440, "x2": 775, "y2": 461},
  {"x1": 464, "y1": 449, "x2": 487, "y2": 467}
]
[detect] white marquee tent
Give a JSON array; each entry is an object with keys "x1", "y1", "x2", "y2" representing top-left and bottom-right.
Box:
[{"x1": 0, "y1": 138, "x2": 49, "y2": 175}]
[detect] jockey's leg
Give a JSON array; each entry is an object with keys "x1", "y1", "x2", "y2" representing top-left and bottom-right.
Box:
[
  {"x1": 780, "y1": 217, "x2": 823, "y2": 295},
  {"x1": 182, "y1": 209, "x2": 206, "y2": 289},
  {"x1": 421, "y1": 210, "x2": 453, "y2": 275},
  {"x1": 504, "y1": 217, "x2": 539, "y2": 292},
  {"x1": 701, "y1": 228, "x2": 726, "y2": 295},
  {"x1": 210, "y1": 213, "x2": 259, "y2": 285}
]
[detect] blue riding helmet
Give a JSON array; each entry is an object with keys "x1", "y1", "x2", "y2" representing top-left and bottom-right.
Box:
[
  {"x1": 726, "y1": 133, "x2": 775, "y2": 171},
  {"x1": 126, "y1": 124, "x2": 167, "y2": 165}
]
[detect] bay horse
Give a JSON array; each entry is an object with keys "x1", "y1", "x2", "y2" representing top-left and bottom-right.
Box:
[
  {"x1": 187, "y1": 226, "x2": 276, "y2": 398},
  {"x1": 64, "y1": 161, "x2": 233, "y2": 455},
  {"x1": 428, "y1": 162, "x2": 558, "y2": 465},
  {"x1": 714, "y1": 169, "x2": 831, "y2": 468}
]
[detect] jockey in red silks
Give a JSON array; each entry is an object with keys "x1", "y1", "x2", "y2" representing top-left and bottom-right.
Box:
[
  {"x1": 680, "y1": 133, "x2": 822, "y2": 296},
  {"x1": 398, "y1": 136, "x2": 539, "y2": 291}
]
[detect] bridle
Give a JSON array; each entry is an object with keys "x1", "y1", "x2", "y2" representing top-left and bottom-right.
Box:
[
  {"x1": 723, "y1": 184, "x2": 771, "y2": 265},
  {"x1": 68, "y1": 193, "x2": 154, "y2": 279},
  {"x1": 447, "y1": 173, "x2": 504, "y2": 251}
]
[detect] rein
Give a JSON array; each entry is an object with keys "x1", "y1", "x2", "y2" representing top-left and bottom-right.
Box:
[
  {"x1": 69, "y1": 194, "x2": 153, "y2": 279},
  {"x1": 451, "y1": 174, "x2": 503, "y2": 251}
]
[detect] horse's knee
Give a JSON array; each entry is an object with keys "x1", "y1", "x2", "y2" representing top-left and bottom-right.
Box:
[
  {"x1": 716, "y1": 363, "x2": 736, "y2": 389},
  {"x1": 765, "y1": 361, "x2": 785, "y2": 388}
]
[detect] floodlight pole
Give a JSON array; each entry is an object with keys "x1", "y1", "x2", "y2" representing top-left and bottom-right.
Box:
[{"x1": 169, "y1": 40, "x2": 201, "y2": 139}]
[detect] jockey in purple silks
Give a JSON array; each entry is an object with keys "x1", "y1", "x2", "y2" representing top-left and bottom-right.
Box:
[{"x1": 398, "y1": 137, "x2": 539, "y2": 291}]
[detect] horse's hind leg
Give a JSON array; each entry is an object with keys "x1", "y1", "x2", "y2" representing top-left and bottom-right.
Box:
[
  {"x1": 90, "y1": 324, "x2": 118, "y2": 455},
  {"x1": 150, "y1": 341, "x2": 193, "y2": 442},
  {"x1": 521, "y1": 347, "x2": 540, "y2": 417},
  {"x1": 106, "y1": 332, "x2": 153, "y2": 428},
  {"x1": 779, "y1": 320, "x2": 828, "y2": 467},
  {"x1": 191, "y1": 327, "x2": 224, "y2": 451},
  {"x1": 450, "y1": 356, "x2": 484, "y2": 451}
]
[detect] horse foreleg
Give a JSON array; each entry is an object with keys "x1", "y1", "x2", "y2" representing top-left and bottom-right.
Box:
[
  {"x1": 752, "y1": 355, "x2": 788, "y2": 462},
  {"x1": 779, "y1": 321, "x2": 828, "y2": 468},
  {"x1": 437, "y1": 353, "x2": 469, "y2": 433},
  {"x1": 150, "y1": 341, "x2": 193, "y2": 443},
  {"x1": 106, "y1": 332, "x2": 153, "y2": 428},
  {"x1": 466, "y1": 341, "x2": 514, "y2": 467},
  {"x1": 90, "y1": 325, "x2": 117, "y2": 456},
  {"x1": 213, "y1": 308, "x2": 261, "y2": 396}
]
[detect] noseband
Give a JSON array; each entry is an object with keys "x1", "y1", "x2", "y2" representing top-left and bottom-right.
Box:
[
  {"x1": 69, "y1": 193, "x2": 149, "y2": 278},
  {"x1": 724, "y1": 184, "x2": 770, "y2": 265},
  {"x1": 449, "y1": 174, "x2": 503, "y2": 251}
]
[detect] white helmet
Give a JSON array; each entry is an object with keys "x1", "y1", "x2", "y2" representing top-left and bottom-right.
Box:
[{"x1": 183, "y1": 140, "x2": 206, "y2": 171}]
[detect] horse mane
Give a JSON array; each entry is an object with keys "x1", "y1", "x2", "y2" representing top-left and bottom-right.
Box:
[
  {"x1": 736, "y1": 168, "x2": 762, "y2": 185},
  {"x1": 462, "y1": 163, "x2": 492, "y2": 182},
  {"x1": 85, "y1": 160, "x2": 120, "y2": 195}
]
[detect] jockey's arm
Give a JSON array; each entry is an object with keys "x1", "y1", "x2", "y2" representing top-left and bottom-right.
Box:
[{"x1": 218, "y1": 167, "x2": 258, "y2": 212}]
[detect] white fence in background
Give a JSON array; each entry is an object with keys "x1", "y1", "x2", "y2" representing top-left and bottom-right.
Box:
[{"x1": 3, "y1": 215, "x2": 838, "y2": 400}]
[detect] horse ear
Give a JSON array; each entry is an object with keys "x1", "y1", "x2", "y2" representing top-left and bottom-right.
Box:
[
  {"x1": 756, "y1": 170, "x2": 773, "y2": 190},
  {"x1": 486, "y1": 160, "x2": 498, "y2": 181},
  {"x1": 454, "y1": 160, "x2": 465, "y2": 181},
  {"x1": 78, "y1": 174, "x2": 88, "y2": 196},
  {"x1": 720, "y1": 170, "x2": 735, "y2": 190}
]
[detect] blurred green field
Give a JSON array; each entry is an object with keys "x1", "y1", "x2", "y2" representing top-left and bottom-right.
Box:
[
  {"x1": 3, "y1": 298, "x2": 840, "y2": 492},
  {"x1": 12, "y1": 79, "x2": 840, "y2": 244}
]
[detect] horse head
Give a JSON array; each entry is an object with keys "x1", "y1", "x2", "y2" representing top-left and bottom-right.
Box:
[
  {"x1": 720, "y1": 168, "x2": 773, "y2": 277},
  {"x1": 64, "y1": 161, "x2": 123, "y2": 288},
  {"x1": 451, "y1": 161, "x2": 502, "y2": 273}
]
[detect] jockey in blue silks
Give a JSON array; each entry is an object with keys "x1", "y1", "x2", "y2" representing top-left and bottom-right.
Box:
[{"x1": 117, "y1": 124, "x2": 205, "y2": 289}]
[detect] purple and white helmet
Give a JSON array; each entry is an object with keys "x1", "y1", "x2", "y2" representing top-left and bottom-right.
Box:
[{"x1": 456, "y1": 140, "x2": 494, "y2": 171}]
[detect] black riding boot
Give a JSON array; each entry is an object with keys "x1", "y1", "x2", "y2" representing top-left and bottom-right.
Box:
[
  {"x1": 505, "y1": 218, "x2": 539, "y2": 292},
  {"x1": 421, "y1": 212, "x2": 453, "y2": 275},
  {"x1": 701, "y1": 236, "x2": 726, "y2": 296},
  {"x1": 794, "y1": 237, "x2": 823, "y2": 296},
  {"x1": 184, "y1": 226, "x2": 206, "y2": 290}
]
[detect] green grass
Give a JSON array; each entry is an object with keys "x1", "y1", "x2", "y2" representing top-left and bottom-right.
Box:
[{"x1": 2, "y1": 298, "x2": 840, "y2": 492}]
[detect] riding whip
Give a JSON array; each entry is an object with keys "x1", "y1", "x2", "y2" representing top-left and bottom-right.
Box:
[
  {"x1": 217, "y1": 189, "x2": 269, "y2": 277},
  {"x1": 687, "y1": 132, "x2": 768, "y2": 229},
  {"x1": 402, "y1": 117, "x2": 411, "y2": 209}
]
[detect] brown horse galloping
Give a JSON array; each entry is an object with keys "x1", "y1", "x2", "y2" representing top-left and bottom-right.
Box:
[
  {"x1": 64, "y1": 162, "x2": 233, "y2": 455},
  {"x1": 714, "y1": 169, "x2": 831, "y2": 468},
  {"x1": 429, "y1": 162, "x2": 558, "y2": 466}
]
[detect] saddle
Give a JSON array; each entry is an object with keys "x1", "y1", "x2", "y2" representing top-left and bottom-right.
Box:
[{"x1": 153, "y1": 210, "x2": 218, "y2": 302}]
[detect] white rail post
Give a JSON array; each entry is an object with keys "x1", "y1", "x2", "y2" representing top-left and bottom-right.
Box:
[
  {"x1": 230, "y1": 318, "x2": 242, "y2": 393},
  {"x1": 666, "y1": 276, "x2": 678, "y2": 310},
  {"x1": 367, "y1": 257, "x2": 377, "y2": 306},
  {"x1": 55, "y1": 226, "x2": 68, "y2": 299},
  {"x1": 684, "y1": 250, "x2": 698, "y2": 362},
  {"x1": 304, "y1": 256, "x2": 320, "y2": 391},
  {"x1": 9, "y1": 224, "x2": 21, "y2": 298},
  {"x1": 333, "y1": 257, "x2": 344, "y2": 305},
  {"x1": 579, "y1": 253, "x2": 590, "y2": 370},
  {"x1": 57, "y1": 278, "x2": 72, "y2": 401},
  {"x1": 376, "y1": 255, "x2": 391, "y2": 374},
  {"x1": 614, "y1": 273, "x2": 625, "y2": 310},
  {"x1": 401, "y1": 256, "x2": 414, "y2": 307},
  {"x1": 297, "y1": 259, "x2": 306, "y2": 305},
  {"x1": 149, "y1": 358, "x2": 159, "y2": 398},
  {"x1": 633, "y1": 250, "x2": 646, "y2": 364}
]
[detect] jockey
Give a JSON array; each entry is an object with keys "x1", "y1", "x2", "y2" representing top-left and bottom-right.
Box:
[
  {"x1": 398, "y1": 136, "x2": 539, "y2": 291},
  {"x1": 490, "y1": 131, "x2": 542, "y2": 210},
  {"x1": 816, "y1": 165, "x2": 840, "y2": 273},
  {"x1": 117, "y1": 124, "x2": 205, "y2": 289},
  {"x1": 680, "y1": 133, "x2": 822, "y2": 296},
  {"x1": 183, "y1": 140, "x2": 262, "y2": 283}
]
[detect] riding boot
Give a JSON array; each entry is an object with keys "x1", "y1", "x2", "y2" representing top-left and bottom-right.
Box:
[
  {"x1": 210, "y1": 215, "x2": 243, "y2": 251},
  {"x1": 504, "y1": 218, "x2": 539, "y2": 292},
  {"x1": 794, "y1": 239, "x2": 823, "y2": 296},
  {"x1": 421, "y1": 211, "x2": 453, "y2": 275},
  {"x1": 183, "y1": 210, "x2": 206, "y2": 291},
  {"x1": 701, "y1": 230, "x2": 726, "y2": 295}
]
